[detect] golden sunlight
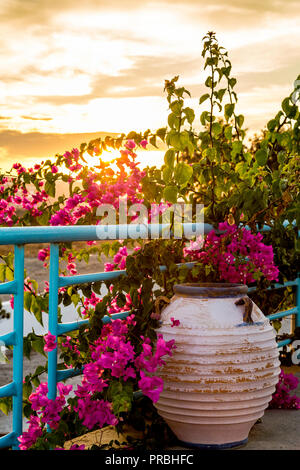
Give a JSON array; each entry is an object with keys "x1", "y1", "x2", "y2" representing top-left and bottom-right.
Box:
[{"x1": 83, "y1": 149, "x2": 164, "y2": 170}]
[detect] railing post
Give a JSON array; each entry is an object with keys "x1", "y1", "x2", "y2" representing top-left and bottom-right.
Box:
[
  {"x1": 48, "y1": 243, "x2": 60, "y2": 402},
  {"x1": 12, "y1": 245, "x2": 24, "y2": 450}
]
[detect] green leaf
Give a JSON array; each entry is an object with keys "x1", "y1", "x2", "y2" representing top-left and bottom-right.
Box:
[
  {"x1": 169, "y1": 101, "x2": 182, "y2": 115},
  {"x1": 31, "y1": 296, "x2": 43, "y2": 325},
  {"x1": 163, "y1": 186, "x2": 178, "y2": 203},
  {"x1": 235, "y1": 161, "x2": 248, "y2": 176},
  {"x1": 23, "y1": 380, "x2": 33, "y2": 400},
  {"x1": 149, "y1": 135, "x2": 157, "y2": 148},
  {"x1": 156, "y1": 127, "x2": 167, "y2": 141},
  {"x1": 199, "y1": 93, "x2": 210, "y2": 105},
  {"x1": 32, "y1": 335, "x2": 46, "y2": 356},
  {"x1": 166, "y1": 131, "x2": 181, "y2": 150},
  {"x1": 184, "y1": 107, "x2": 195, "y2": 124},
  {"x1": 267, "y1": 119, "x2": 277, "y2": 132},
  {"x1": 45, "y1": 181, "x2": 56, "y2": 198},
  {"x1": 164, "y1": 149, "x2": 175, "y2": 167},
  {"x1": 217, "y1": 88, "x2": 226, "y2": 102},
  {"x1": 277, "y1": 151, "x2": 286, "y2": 164},
  {"x1": 224, "y1": 103, "x2": 235, "y2": 121},
  {"x1": 163, "y1": 166, "x2": 173, "y2": 184},
  {"x1": 204, "y1": 147, "x2": 217, "y2": 161},
  {"x1": 0, "y1": 397, "x2": 12, "y2": 415},
  {"x1": 224, "y1": 126, "x2": 232, "y2": 140},
  {"x1": 281, "y1": 97, "x2": 291, "y2": 115},
  {"x1": 236, "y1": 114, "x2": 244, "y2": 128},
  {"x1": 24, "y1": 291, "x2": 32, "y2": 312},
  {"x1": 255, "y1": 148, "x2": 268, "y2": 166},
  {"x1": 92, "y1": 281, "x2": 102, "y2": 295},
  {"x1": 211, "y1": 122, "x2": 222, "y2": 137},
  {"x1": 174, "y1": 162, "x2": 193, "y2": 186},
  {"x1": 168, "y1": 113, "x2": 179, "y2": 129},
  {"x1": 0, "y1": 264, "x2": 5, "y2": 282},
  {"x1": 205, "y1": 76, "x2": 213, "y2": 88},
  {"x1": 231, "y1": 141, "x2": 243, "y2": 157},
  {"x1": 5, "y1": 266, "x2": 14, "y2": 282},
  {"x1": 200, "y1": 111, "x2": 210, "y2": 126}
]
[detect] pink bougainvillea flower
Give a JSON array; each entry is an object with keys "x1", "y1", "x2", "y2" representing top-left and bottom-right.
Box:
[
  {"x1": 37, "y1": 248, "x2": 48, "y2": 261},
  {"x1": 69, "y1": 444, "x2": 86, "y2": 450},
  {"x1": 140, "y1": 139, "x2": 148, "y2": 149},
  {"x1": 44, "y1": 332, "x2": 57, "y2": 352},
  {"x1": 74, "y1": 397, "x2": 118, "y2": 430},
  {"x1": 138, "y1": 371, "x2": 164, "y2": 403},
  {"x1": 170, "y1": 317, "x2": 180, "y2": 327},
  {"x1": 104, "y1": 263, "x2": 115, "y2": 272},
  {"x1": 125, "y1": 139, "x2": 136, "y2": 149},
  {"x1": 18, "y1": 415, "x2": 43, "y2": 450},
  {"x1": 184, "y1": 222, "x2": 279, "y2": 285},
  {"x1": 269, "y1": 370, "x2": 300, "y2": 409}
]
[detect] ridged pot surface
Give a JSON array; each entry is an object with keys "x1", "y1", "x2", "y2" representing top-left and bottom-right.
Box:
[{"x1": 155, "y1": 283, "x2": 280, "y2": 449}]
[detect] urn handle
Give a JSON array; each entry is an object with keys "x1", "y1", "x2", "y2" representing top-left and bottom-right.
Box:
[
  {"x1": 235, "y1": 297, "x2": 254, "y2": 324},
  {"x1": 154, "y1": 296, "x2": 171, "y2": 319}
]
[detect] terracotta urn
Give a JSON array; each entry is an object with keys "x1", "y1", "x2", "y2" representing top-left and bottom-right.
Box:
[{"x1": 154, "y1": 283, "x2": 280, "y2": 449}]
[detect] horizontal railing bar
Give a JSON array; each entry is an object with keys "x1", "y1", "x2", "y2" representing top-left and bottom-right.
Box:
[
  {"x1": 0, "y1": 382, "x2": 17, "y2": 398},
  {"x1": 268, "y1": 307, "x2": 298, "y2": 321},
  {"x1": 0, "y1": 431, "x2": 17, "y2": 450},
  {"x1": 58, "y1": 261, "x2": 198, "y2": 288},
  {"x1": 102, "y1": 311, "x2": 131, "y2": 324},
  {"x1": 0, "y1": 331, "x2": 16, "y2": 346},
  {"x1": 57, "y1": 311, "x2": 131, "y2": 336},
  {"x1": 277, "y1": 339, "x2": 293, "y2": 348},
  {"x1": 57, "y1": 319, "x2": 89, "y2": 335},
  {"x1": 0, "y1": 280, "x2": 18, "y2": 295},
  {"x1": 58, "y1": 270, "x2": 126, "y2": 288},
  {"x1": 160, "y1": 261, "x2": 198, "y2": 272},
  {"x1": 248, "y1": 279, "x2": 298, "y2": 293},
  {"x1": 0, "y1": 221, "x2": 294, "y2": 246},
  {"x1": 0, "y1": 223, "x2": 209, "y2": 245},
  {"x1": 57, "y1": 367, "x2": 84, "y2": 382}
]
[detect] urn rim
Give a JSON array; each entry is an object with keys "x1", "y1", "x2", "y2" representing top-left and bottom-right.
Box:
[{"x1": 173, "y1": 283, "x2": 248, "y2": 298}]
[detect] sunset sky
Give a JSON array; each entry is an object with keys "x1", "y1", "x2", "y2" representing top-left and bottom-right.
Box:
[{"x1": 0, "y1": 0, "x2": 299, "y2": 170}]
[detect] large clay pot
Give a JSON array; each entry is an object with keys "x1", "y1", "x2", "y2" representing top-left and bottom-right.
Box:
[{"x1": 155, "y1": 283, "x2": 280, "y2": 449}]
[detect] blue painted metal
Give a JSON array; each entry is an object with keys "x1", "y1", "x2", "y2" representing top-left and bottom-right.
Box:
[
  {"x1": 0, "y1": 222, "x2": 208, "y2": 245},
  {"x1": 0, "y1": 331, "x2": 16, "y2": 346},
  {"x1": 268, "y1": 307, "x2": 298, "y2": 321},
  {"x1": 0, "y1": 223, "x2": 298, "y2": 450},
  {"x1": 12, "y1": 245, "x2": 25, "y2": 450},
  {"x1": 0, "y1": 382, "x2": 17, "y2": 398},
  {"x1": 48, "y1": 244, "x2": 60, "y2": 403},
  {"x1": 0, "y1": 280, "x2": 18, "y2": 295}
]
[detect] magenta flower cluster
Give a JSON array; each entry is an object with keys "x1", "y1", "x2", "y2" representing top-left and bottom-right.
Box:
[
  {"x1": 268, "y1": 369, "x2": 300, "y2": 410},
  {"x1": 0, "y1": 162, "x2": 48, "y2": 226},
  {"x1": 48, "y1": 144, "x2": 145, "y2": 227},
  {"x1": 184, "y1": 221, "x2": 279, "y2": 284},
  {"x1": 85, "y1": 317, "x2": 175, "y2": 403},
  {"x1": 43, "y1": 332, "x2": 57, "y2": 353},
  {"x1": 19, "y1": 314, "x2": 176, "y2": 450},
  {"x1": 18, "y1": 382, "x2": 72, "y2": 450}
]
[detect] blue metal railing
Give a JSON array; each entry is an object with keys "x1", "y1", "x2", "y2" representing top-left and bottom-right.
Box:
[{"x1": 0, "y1": 223, "x2": 299, "y2": 450}]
